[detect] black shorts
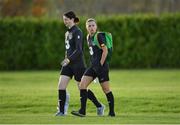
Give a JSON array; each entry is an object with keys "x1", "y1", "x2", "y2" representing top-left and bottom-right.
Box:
[
  {"x1": 60, "y1": 64, "x2": 86, "y2": 82},
  {"x1": 84, "y1": 63, "x2": 109, "y2": 83}
]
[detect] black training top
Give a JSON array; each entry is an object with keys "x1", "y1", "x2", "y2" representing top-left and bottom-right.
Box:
[
  {"x1": 65, "y1": 25, "x2": 85, "y2": 66},
  {"x1": 87, "y1": 33, "x2": 106, "y2": 67}
]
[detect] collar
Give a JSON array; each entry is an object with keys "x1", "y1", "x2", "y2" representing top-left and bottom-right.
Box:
[{"x1": 68, "y1": 25, "x2": 77, "y2": 32}]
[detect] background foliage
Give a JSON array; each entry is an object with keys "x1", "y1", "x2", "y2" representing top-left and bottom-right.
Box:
[{"x1": 0, "y1": 14, "x2": 180, "y2": 70}]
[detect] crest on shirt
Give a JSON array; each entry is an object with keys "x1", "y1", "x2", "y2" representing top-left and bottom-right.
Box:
[
  {"x1": 90, "y1": 40, "x2": 95, "y2": 46},
  {"x1": 92, "y1": 42, "x2": 95, "y2": 46},
  {"x1": 88, "y1": 38, "x2": 95, "y2": 46},
  {"x1": 68, "y1": 33, "x2": 73, "y2": 40}
]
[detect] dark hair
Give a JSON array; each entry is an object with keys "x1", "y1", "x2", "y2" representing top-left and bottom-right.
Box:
[{"x1": 64, "y1": 11, "x2": 79, "y2": 23}]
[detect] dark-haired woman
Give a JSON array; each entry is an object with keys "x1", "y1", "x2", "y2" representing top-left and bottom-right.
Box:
[{"x1": 55, "y1": 11, "x2": 105, "y2": 116}]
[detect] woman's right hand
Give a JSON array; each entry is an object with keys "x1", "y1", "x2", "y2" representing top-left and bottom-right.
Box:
[{"x1": 61, "y1": 58, "x2": 70, "y2": 67}]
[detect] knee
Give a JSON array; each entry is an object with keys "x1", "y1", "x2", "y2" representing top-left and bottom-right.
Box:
[
  {"x1": 102, "y1": 86, "x2": 110, "y2": 94},
  {"x1": 79, "y1": 78, "x2": 88, "y2": 89},
  {"x1": 103, "y1": 88, "x2": 110, "y2": 94},
  {"x1": 79, "y1": 81, "x2": 87, "y2": 89},
  {"x1": 58, "y1": 81, "x2": 66, "y2": 90}
]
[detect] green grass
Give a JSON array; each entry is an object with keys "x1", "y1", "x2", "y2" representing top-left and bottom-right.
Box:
[{"x1": 0, "y1": 70, "x2": 180, "y2": 124}]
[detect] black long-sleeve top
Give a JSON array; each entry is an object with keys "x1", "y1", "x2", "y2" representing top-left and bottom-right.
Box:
[{"x1": 65, "y1": 25, "x2": 84, "y2": 65}]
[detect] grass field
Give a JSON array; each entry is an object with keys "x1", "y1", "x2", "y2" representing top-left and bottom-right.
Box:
[{"x1": 0, "y1": 70, "x2": 180, "y2": 124}]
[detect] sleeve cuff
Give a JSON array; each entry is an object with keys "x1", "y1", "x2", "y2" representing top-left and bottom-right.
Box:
[{"x1": 66, "y1": 58, "x2": 70, "y2": 63}]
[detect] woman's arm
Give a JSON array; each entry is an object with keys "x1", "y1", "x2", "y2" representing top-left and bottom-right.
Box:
[{"x1": 100, "y1": 45, "x2": 108, "y2": 66}]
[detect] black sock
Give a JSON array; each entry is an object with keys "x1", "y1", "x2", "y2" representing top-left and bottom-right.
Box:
[
  {"x1": 79, "y1": 89, "x2": 87, "y2": 115},
  {"x1": 106, "y1": 91, "x2": 115, "y2": 115},
  {"x1": 58, "y1": 90, "x2": 66, "y2": 114},
  {"x1": 87, "y1": 89, "x2": 101, "y2": 108}
]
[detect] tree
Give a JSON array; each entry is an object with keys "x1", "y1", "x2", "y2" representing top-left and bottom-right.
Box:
[{"x1": 0, "y1": 0, "x2": 31, "y2": 17}]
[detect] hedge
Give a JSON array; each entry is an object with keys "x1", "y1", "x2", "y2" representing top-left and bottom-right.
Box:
[{"x1": 0, "y1": 14, "x2": 180, "y2": 70}]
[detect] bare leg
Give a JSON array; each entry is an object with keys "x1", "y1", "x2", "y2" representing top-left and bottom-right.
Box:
[
  {"x1": 58, "y1": 75, "x2": 71, "y2": 90},
  {"x1": 79, "y1": 76, "x2": 93, "y2": 89}
]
